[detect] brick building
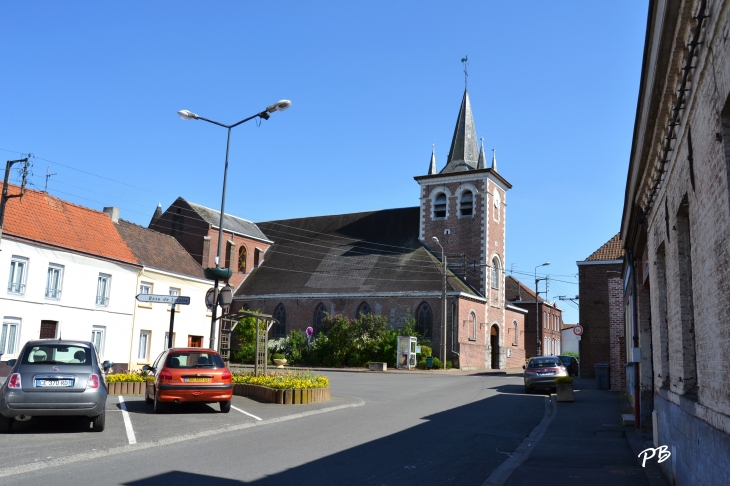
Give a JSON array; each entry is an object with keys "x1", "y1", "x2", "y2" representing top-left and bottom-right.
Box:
[
  {"x1": 504, "y1": 275, "x2": 563, "y2": 359},
  {"x1": 620, "y1": 1, "x2": 730, "y2": 484},
  {"x1": 233, "y1": 88, "x2": 526, "y2": 369},
  {"x1": 576, "y1": 234, "x2": 624, "y2": 387},
  {"x1": 149, "y1": 197, "x2": 272, "y2": 290}
]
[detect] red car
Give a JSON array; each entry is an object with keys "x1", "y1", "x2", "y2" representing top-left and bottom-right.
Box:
[{"x1": 144, "y1": 348, "x2": 233, "y2": 413}]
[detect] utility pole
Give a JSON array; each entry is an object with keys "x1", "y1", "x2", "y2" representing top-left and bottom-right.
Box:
[
  {"x1": 0, "y1": 158, "x2": 29, "y2": 248},
  {"x1": 534, "y1": 262, "x2": 550, "y2": 356}
]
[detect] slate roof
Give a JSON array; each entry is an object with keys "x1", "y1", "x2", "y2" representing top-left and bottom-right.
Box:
[
  {"x1": 442, "y1": 89, "x2": 480, "y2": 174},
  {"x1": 505, "y1": 275, "x2": 545, "y2": 303},
  {"x1": 235, "y1": 207, "x2": 478, "y2": 297},
  {"x1": 585, "y1": 233, "x2": 624, "y2": 261},
  {"x1": 183, "y1": 199, "x2": 271, "y2": 243},
  {"x1": 0, "y1": 183, "x2": 137, "y2": 263},
  {"x1": 116, "y1": 220, "x2": 207, "y2": 280}
]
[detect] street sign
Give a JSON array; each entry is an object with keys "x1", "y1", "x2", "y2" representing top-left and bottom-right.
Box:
[
  {"x1": 135, "y1": 294, "x2": 191, "y2": 305},
  {"x1": 574, "y1": 325, "x2": 584, "y2": 336},
  {"x1": 306, "y1": 326, "x2": 314, "y2": 336}
]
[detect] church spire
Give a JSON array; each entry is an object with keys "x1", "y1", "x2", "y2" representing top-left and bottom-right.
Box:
[
  {"x1": 477, "y1": 138, "x2": 486, "y2": 169},
  {"x1": 428, "y1": 143, "x2": 437, "y2": 175},
  {"x1": 491, "y1": 147, "x2": 498, "y2": 171},
  {"x1": 441, "y1": 88, "x2": 479, "y2": 173}
]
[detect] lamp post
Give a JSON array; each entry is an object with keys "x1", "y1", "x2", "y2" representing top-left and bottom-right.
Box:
[
  {"x1": 535, "y1": 262, "x2": 550, "y2": 356},
  {"x1": 432, "y1": 237, "x2": 447, "y2": 369},
  {"x1": 178, "y1": 100, "x2": 291, "y2": 350}
]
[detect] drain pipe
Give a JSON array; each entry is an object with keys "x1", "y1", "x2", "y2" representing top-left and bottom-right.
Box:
[{"x1": 450, "y1": 297, "x2": 460, "y2": 356}]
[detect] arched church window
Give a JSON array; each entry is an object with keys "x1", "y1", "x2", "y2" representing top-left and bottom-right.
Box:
[
  {"x1": 460, "y1": 191, "x2": 473, "y2": 217},
  {"x1": 471, "y1": 312, "x2": 477, "y2": 340},
  {"x1": 238, "y1": 246, "x2": 247, "y2": 273},
  {"x1": 274, "y1": 304, "x2": 286, "y2": 337},
  {"x1": 416, "y1": 302, "x2": 432, "y2": 338},
  {"x1": 357, "y1": 302, "x2": 371, "y2": 317},
  {"x1": 434, "y1": 193, "x2": 447, "y2": 218},
  {"x1": 491, "y1": 257, "x2": 501, "y2": 289},
  {"x1": 314, "y1": 303, "x2": 327, "y2": 335}
]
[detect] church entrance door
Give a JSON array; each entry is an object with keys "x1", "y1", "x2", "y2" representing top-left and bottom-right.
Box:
[{"x1": 490, "y1": 325, "x2": 500, "y2": 369}]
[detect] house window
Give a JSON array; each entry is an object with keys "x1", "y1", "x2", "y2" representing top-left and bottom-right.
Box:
[
  {"x1": 91, "y1": 326, "x2": 106, "y2": 358},
  {"x1": 433, "y1": 193, "x2": 447, "y2": 218},
  {"x1": 490, "y1": 257, "x2": 501, "y2": 289},
  {"x1": 140, "y1": 282, "x2": 152, "y2": 295},
  {"x1": 1, "y1": 318, "x2": 20, "y2": 357},
  {"x1": 470, "y1": 312, "x2": 477, "y2": 340},
  {"x1": 655, "y1": 243, "x2": 670, "y2": 387},
  {"x1": 676, "y1": 196, "x2": 697, "y2": 394},
  {"x1": 416, "y1": 302, "x2": 432, "y2": 339},
  {"x1": 96, "y1": 274, "x2": 111, "y2": 306},
  {"x1": 7, "y1": 256, "x2": 28, "y2": 295},
  {"x1": 274, "y1": 304, "x2": 286, "y2": 337},
  {"x1": 238, "y1": 246, "x2": 247, "y2": 273},
  {"x1": 164, "y1": 332, "x2": 175, "y2": 349},
  {"x1": 314, "y1": 303, "x2": 327, "y2": 335},
  {"x1": 460, "y1": 191, "x2": 473, "y2": 217},
  {"x1": 168, "y1": 287, "x2": 180, "y2": 308},
  {"x1": 513, "y1": 321, "x2": 518, "y2": 345},
  {"x1": 138, "y1": 330, "x2": 150, "y2": 361},
  {"x1": 357, "y1": 302, "x2": 371, "y2": 317},
  {"x1": 45, "y1": 264, "x2": 64, "y2": 300}
]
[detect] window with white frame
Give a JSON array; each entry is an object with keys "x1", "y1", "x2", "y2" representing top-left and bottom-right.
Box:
[
  {"x1": 7, "y1": 257, "x2": 28, "y2": 295},
  {"x1": 91, "y1": 326, "x2": 106, "y2": 358},
  {"x1": 139, "y1": 282, "x2": 152, "y2": 295},
  {"x1": 45, "y1": 264, "x2": 64, "y2": 300},
  {"x1": 138, "y1": 330, "x2": 150, "y2": 360},
  {"x1": 459, "y1": 191, "x2": 473, "y2": 217},
  {"x1": 168, "y1": 287, "x2": 180, "y2": 309},
  {"x1": 1, "y1": 318, "x2": 21, "y2": 357},
  {"x1": 433, "y1": 193, "x2": 447, "y2": 219},
  {"x1": 513, "y1": 321, "x2": 518, "y2": 346},
  {"x1": 470, "y1": 312, "x2": 477, "y2": 340},
  {"x1": 96, "y1": 274, "x2": 111, "y2": 306}
]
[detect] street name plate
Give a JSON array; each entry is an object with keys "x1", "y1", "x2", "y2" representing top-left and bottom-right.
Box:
[{"x1": 135, "y1": 294, "x2": 191, "y2": 305}]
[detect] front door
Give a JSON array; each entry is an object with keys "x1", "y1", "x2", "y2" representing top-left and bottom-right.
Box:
[
  {"x1": 188, "y1": 335, "x2": 203, "y2": 347},
  {"x1": 40, "y1": 320, "x2": 58, "y2": 339},
  {"x1": 490, "y1": 325, "x2": 500, "y2": 369}
]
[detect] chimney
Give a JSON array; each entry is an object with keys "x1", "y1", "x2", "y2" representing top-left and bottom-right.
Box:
[{"x1": 103, "y1": 207, "x2": 120, "y2": 223}]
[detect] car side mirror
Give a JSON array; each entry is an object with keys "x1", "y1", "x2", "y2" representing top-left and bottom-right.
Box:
[
  {"x1": 142, "y1": 365, "x2": 152, "y2": 371},
  {"x1": 7, "y1": 359, "x2": 16, "y2": 367},
  {"x1": 102, "y1": 360, "x2": 114, "y2": 370}
]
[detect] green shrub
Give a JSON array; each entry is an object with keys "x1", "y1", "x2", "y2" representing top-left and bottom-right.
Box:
[
  {"x1": 417, "y1": 358, "x2": 427, "y2": 369},
  {"x1": 232, "y1": 370, "x2": 328, "y2": 389},
  {"x1": 554, "y1": 376, "x2": 574, "y2": 385},
  {"x1": 272, "y1": 353, "x2": 285, "y2": 361},
  {"x1": 561, "y1": 352, "x2": 579, "y2": 359},
  {"x1": 431, "y1": 357, "x2": 443, "y2": 369},
  {"x1": 446, "y1": 360, "x2": 453, "y2": 370},
  {"x1": 420, "y1": 345, "x2": 432, "y2": 357}
]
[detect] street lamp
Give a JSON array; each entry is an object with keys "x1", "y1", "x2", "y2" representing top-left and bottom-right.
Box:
[
  {"x1": 432, "y1": 237, "x2": 447, "y2": 369},
  {"x1": 179, "y1": 100, "x2": 291, "y2": 350},
  {"x1": 535, "y1": 262, "x2": 550, "y2": 356}
]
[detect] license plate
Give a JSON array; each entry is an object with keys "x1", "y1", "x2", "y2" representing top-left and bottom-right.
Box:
[
  {"x1": 538, "y1": 372, "x2": 555, "y2": 376},
  {"x1": 184, "y1": 377, "x2": 211, "y2": 383},
  {"x1": 36, "y1": 379, "x2": 73, "y2": 387}
]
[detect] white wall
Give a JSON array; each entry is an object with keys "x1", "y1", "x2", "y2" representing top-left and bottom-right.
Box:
[
  {"x1": 561, "y1": 328, "x2": 580, "y2": 355},
  {"x1": 1, "y1": 239, "x2": 138, "y2": 367}
]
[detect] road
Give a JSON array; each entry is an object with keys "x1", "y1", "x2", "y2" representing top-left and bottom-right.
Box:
[{"x1": 0, "y1": 371, "x2": 546, "y2": 485}]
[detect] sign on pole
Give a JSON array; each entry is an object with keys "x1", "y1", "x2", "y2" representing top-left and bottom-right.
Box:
[
  {"x1": 135, "y1": 294, "x2": 191, "y2": 305},
  {"x1": 573, "y1": 325, "x2": 584, "y2": 336}
]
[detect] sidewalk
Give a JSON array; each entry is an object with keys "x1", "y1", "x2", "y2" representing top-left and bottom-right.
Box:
[{"x1": 504, "y1": 378, "x2": 668, "y2": 486}]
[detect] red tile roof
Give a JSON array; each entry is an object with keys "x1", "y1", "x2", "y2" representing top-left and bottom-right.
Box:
[
  {"x1": 585, "y1": 233, "x2": 624, "y2": 261},
  {"x1": 1, "y1": 183, "x2": 137, "y2": 263}
]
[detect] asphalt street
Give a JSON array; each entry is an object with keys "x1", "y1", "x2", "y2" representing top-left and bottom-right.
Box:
[{"x1": 0, "y1": 371, "x2": 546, "y2": 485}]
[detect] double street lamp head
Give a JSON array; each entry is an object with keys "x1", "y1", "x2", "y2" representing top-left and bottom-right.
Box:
[{"x1": 177, "y1": 99, "x2": 292, "y2": 123}]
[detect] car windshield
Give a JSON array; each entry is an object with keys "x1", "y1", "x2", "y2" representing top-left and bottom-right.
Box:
[
  {"x1": 528, "y1": 358, "x2": 560, "y2": 368},
  {"x1": 21, "y1": 344, "x2": 91, "y2": 365},
  {"x1": 166, "y1": 352, "x2": 224, "y2": 368}
]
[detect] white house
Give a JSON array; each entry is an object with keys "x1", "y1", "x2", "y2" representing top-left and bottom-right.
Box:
[{"x1": 1, "y1": 186, "x2": 141, "y2": 374}]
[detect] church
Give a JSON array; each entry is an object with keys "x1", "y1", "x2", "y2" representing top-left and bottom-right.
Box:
[{"x1": 230, "y1": 88, "x2": 527, "y2": 370}]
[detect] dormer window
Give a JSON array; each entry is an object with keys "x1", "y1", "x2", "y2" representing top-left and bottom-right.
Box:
[
  {"x1": 434, "y1": 193, "x2": 447, "y2": 218},
  {"x1": 460, "y1": 191, "x2": 473, "y2": 217}
]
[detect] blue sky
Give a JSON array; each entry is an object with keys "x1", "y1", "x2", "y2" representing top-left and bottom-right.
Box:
[{"x1": 1, "y1": 1, "x2": 648, "y2": 324}]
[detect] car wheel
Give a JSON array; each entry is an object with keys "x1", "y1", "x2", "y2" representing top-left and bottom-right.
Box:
[
  {"x1": 145, "y1": 389, "x2": 153, "y2": 405},
  {"x1": 91, "y1": 410, "x2": 105, "y2": 432},
  {"x1": 153, "y1": 390, "x2": 165, "y2": 414},
  {"x1": 219, "y1": 400, "x2": 231, "y2": 413},
  {"x1": 0, "y1": 415, "x2": 13, "y2": 433}
]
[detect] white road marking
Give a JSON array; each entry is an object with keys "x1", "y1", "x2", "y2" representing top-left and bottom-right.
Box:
[
  {"x1": 118, "y1": 396, "x2": 137, "y2": 445},
  {"x1": 231, "y1": 405, "x2": 262, "y2": 420}
]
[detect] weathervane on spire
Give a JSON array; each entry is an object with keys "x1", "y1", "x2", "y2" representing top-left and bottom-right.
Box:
[{"x1": 461, "y1": 55, "x2": 469, "y2": 88}]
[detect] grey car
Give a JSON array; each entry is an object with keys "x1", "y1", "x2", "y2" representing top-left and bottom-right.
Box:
[
  {"x1": 0, "y1": 340, "x2": 112, "y2": 433},
  {"x1": 523, "y1": 356, "x2": 568, "y2": 393}
]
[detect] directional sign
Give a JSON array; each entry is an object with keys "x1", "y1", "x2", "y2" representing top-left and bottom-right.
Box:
[
  {"x1": 135, "y1": 294, "x2": 191, "y2": 305},
  {"x1": 573, "y1": 325, "x2": 584, "y2": 336}
]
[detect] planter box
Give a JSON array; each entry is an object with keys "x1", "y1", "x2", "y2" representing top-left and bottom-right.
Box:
[
  {"x1": 107, "y1": 381, "x2": 145, "y2": 395},
  {"x1": 556, "y1": 383, "x2": 574, "y2": 402},
  {"x1": 369, "y1": 362, "x2": 387, "y2": 371},
  {"x1": 233, "y1": 384, "x2": 331, "y2": 405}
]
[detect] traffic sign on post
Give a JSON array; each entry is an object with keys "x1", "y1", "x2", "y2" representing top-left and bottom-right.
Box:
[
  {"x1": 135, "y1": 294, "x2": 191, "y2": 305},
  {"x1": 573, "y1": 325, "x2": 584, "y2": 336}
]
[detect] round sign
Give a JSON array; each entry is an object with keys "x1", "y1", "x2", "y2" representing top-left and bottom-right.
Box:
[
  {"x1": 306, "y1": 326, "x2": 314, "y2": 336},
  {"x1": 574, "y1": 325, "x2": 584, "y2": 336}
]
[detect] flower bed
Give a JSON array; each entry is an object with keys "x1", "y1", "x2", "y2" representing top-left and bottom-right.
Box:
[
  {"x1": 105, "y1": 371, "x2": 147, "y2": 395},
  {"x1": 232, "y1": 371, "x2": 330, "y2": 405}
]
